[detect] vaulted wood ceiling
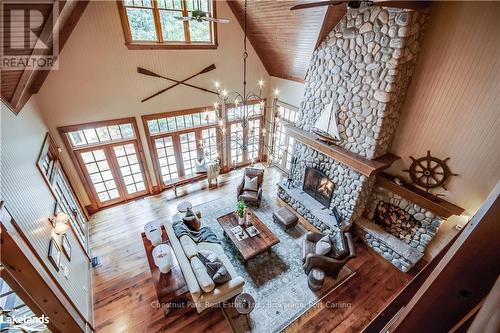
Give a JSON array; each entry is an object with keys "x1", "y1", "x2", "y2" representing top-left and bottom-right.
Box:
[
  {"x1": 227, "y1": 1, "x2": 346, "y2": 82},
  {"x1": 1, "y1": 1, "x2": 88, "y2": 114}
]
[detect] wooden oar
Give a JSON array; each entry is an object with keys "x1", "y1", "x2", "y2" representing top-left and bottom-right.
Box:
[
  {"x1": 141, "y1": 64, "x2": 217, "y2": 102},
  {"x1": 137, "y1": 67, "x2": 219, "y2": 96}
]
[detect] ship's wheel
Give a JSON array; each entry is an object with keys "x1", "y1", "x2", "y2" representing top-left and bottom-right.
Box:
[{"x1": 403, "y1": 151, "x2": 458, "y2": 192}]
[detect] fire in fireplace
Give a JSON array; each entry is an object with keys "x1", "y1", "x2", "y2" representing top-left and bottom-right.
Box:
[{"x1": 303, "y1": 167, "x2": 334, "y2": 208}]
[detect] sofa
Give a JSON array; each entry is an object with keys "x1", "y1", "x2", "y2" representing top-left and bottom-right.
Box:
[
  {"x1": 164, "y1": 214, "x2": 245, "y2": 313},
  {"x1": 237, "y1": 168, "x2": 264, "y2": 207}
]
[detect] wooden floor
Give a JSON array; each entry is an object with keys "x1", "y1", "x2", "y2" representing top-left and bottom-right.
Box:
[{"x1": 90, "y1": 166, "x2": 417, "y2": 333}]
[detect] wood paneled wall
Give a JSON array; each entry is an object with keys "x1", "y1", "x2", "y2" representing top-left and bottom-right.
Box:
[
  {"x1": 388, "y1": 1, "x2": 500, "y2": 230},
  {"x1": 0, "y1": 99, "x2": 93, "y2": 325}
]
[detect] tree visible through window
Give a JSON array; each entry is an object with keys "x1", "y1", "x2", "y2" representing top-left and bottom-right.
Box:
[{"x1": 121, "y1": 0, "x2": 215, "y2": 46}]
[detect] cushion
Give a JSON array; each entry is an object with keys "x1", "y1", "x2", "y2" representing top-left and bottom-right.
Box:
[
  {"x1": 239, "y1": 190, "x2": 258, "y2": 201},
  {"x1": 190, "y1": 256, "x2": 215, "y2": 293},
  {"x1": 195, "y1": 158, "x2": 207, "y2": 173},
  {"x1": 197, "y1": 250, "x2": 231, "y2": 284},
  {"x1": 243, "y1": 175, "x2": 259, "y2": 192},
  {"x1": 183, "y1": 207, "x2": 201, "y2": 231},
  {"x1": 179, "y1": 235, "x2": 198, "y2": 259},
  {"x1": 315, "y1": 235, "x2": 332, "y2": 256},
  {"x1": 329, "y1": 232, "x2": 349, "y2": 260}
]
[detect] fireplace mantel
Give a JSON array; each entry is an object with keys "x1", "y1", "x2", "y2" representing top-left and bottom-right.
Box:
[
  {"x1": 376, "y1": 173, "x2": 465, "y2": 218},
  {"x1": 285, "y1": 124, "x2": 400, "y2": 177}
]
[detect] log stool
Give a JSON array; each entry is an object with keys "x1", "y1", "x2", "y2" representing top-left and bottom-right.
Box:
[
  {"x1": 273, "y1": 207, "x2": 299, "y2": 231},
  {"x1": 308, "y1": 268, "x2": 325, "y2": 291}
]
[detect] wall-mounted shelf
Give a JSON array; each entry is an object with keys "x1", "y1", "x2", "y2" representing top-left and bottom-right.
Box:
[
  {"x1": 284, "y1": 124, "x2": 400, "y2": 177},
  {"x1": 376, "y1": 173, "x2": 465, "y2": 218}
]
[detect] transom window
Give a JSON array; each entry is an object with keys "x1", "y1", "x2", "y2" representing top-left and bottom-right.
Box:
[
  {"x1": 68, "y1": 123, "x2": 135, "y2": 148},
  {"x1": 119, "y1": 0, "x2": 217, "y2": 48},
  {"x1": 147, "y1": 110, "x2": 217, "y2": 135}
]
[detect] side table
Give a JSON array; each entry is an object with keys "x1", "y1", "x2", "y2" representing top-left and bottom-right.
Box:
[{"x1": 141, "y1": 225, "x2": 191, "y2": 316}]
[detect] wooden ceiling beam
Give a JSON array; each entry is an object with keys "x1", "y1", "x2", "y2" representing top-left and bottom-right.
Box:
[
  {"x1": 315, "y1": 4, "x2": 347, "y2": 49},
  {"x1": 5, "y1": 0, "x2": 89, "y2": 114}
]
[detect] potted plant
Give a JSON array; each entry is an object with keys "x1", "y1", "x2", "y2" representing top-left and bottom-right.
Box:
[{"x1": 236, "y1": 200, "x2": 246, "y2": 226}]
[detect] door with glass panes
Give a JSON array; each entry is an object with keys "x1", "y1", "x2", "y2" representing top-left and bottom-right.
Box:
[{"x1": 77, "y1": 141, "x2": 148, "y2": 208}]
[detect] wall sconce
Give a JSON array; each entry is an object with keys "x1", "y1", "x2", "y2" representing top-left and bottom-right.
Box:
[{"x1": 50, "y1": 212, "x2": 70, "y2": 235}]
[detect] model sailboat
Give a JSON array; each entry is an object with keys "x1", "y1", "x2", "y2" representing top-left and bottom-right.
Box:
[{"x1": 312, "y1": 101, "x2": 340, "y2": 144}]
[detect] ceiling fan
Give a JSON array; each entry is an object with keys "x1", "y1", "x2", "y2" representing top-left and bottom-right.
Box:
[
  {"x1": 290, "y1": 0, "x2": 431, "y2": 11},
  {"x1": 174, "y1": 10, "x2": 230, "y2": 23}
]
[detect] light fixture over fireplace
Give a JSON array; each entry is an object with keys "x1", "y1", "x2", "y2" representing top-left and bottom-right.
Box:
[{"x1": 303, "y1": 167, "x2": 334, "y2": 208}]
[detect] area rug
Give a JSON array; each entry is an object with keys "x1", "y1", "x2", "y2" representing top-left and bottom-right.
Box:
[{"x1": 186, "y1": 194, "x2": 355, "y2": 333}]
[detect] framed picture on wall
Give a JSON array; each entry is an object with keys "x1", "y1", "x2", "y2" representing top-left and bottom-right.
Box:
[
  {"x1": 48, "y1": 238, "x2": 61, "y2": 271},
  {"x1": 61, "y1": 234, "x2": 72, "y2": 260}
]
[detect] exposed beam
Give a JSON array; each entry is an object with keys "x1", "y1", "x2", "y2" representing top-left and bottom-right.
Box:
[
  {"x1": 8, "y1": 0, "x2": 89, "y2": 114},
  {"x1": 315, "y1": 4, "x2": 346, "y2": 49}
]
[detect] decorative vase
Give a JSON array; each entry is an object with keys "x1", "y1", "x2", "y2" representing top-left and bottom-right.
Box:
[
  {"x1": 152, "y1": 244, "x2": 172, "y2": 274},
  {"x1": 245, "y1": 211, "x2": 252, "y2": 226},
  {"x1": 238, "y1": 215, "x2": 245, "y2": 226},
  {"x1": 144, "y1": 222, "x2": 162, "y2": 246}
]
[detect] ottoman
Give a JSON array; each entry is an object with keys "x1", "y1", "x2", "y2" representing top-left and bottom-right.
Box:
[
  {"x1": 273, "y1": 207, "x2": 299, "y2": 231},
  {"x1": 308, "y1": 268, "x2": 325, "y2": 291}
]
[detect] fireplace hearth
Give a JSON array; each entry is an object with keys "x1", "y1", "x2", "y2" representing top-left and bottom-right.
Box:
[{"x1": 303, "y1": 167, "x2": 334, "y2": 208}]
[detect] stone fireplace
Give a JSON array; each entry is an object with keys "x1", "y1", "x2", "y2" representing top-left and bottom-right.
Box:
[
  {"x1": 303, "y1": 167, "x2": 335, "y2": 208},
  {"x1": 277, "y1": 5, "x2": 432, "y2": 271}
]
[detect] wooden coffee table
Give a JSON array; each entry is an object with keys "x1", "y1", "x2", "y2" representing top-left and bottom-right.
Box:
[{"x1": 217, "y1": 210, "x2": 280, "y2": 263}]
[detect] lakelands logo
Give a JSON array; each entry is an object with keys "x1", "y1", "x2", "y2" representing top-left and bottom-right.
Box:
[
  {"x1": 0, "y1": 0, "x2": 59, "y2": 70},
  {"x1": 1, "y1": 309, "x2": 49, "y2": 332}
]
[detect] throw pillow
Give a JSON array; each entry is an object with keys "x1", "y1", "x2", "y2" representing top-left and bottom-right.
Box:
[
  {"x1": 243, "y1": 175, "x2": 259, "y2": 192},
  {"x1": 315, "y1": 235, "x2": 332, "y2": 256},
  {"x1": 183, "y1": 207, "x2": 201, "y2": 231},
  {"x1": 197, "y1": 251, "x2": 231, "y2": 285},
  {"x1": 190, "y1": 256, "x2": 215, "y2": 293}
]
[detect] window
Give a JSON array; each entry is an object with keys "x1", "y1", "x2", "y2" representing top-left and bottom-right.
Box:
[
  {"x1": 147, "y1": 110, "x2": 216, "y2": 135},
  {"x1": 226, "y1": 101, "x2": 265, "y2": 167},
  {"x1": 143, "y1": 102, "x2": 265, "y2": 189},
  {"x1": 201, "y1": 127, "x2": 218, "y2": 162},
  {"x1": 155, "y1": 136, "x2": 179, "y2": 182},
  {"x1": 272, "y1": 102, "x2": 298, "y2": 172},
  {"x1": 143, "y1": 107, "x2": 221, "y2": 188},
  {"x1": 230, "y1": 123, "x2": 244, "y2": 165},
  {"x1": 59, "y1": 118, "x2": 151, "y2": 210},
  {"x1": 68, "y1": 123, "x2": 135, "y2": 148},
  {"x1": 119, "y1": 0, "x2": 217, "y2": 48}
]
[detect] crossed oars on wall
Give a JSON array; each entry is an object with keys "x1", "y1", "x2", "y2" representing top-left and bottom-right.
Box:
[{"x1": 137, "y1": 64, "x2": 218, "y2": 103}]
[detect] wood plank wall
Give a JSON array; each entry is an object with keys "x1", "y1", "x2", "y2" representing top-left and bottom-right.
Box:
[
  {"x1": 0, "y1": 100, "x2": 93, "y2": 325},
  {"x1": 388, "y1": 1, "x2": 500, "y2": 229}
]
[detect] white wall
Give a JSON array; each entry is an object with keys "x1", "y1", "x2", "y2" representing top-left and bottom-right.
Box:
[
  {"x1": 269, "y1": 76, "x2": 305, "y2": 108},
  {"x1": 388, "y1": 1, "x2": 500, "y2": 258},
  {"x1": 36, "y1": 0, "x2": 269, "y2": 205},
  {"x1": 0, "y1": 99, "x2": 92, "y2": 322}
]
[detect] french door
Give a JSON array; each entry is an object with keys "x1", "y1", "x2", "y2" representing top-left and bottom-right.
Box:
[
  {"x1": 152, "y1": 128, "x2": 220, "y2": 189},
  {"x1": 77, "y1": 141, "x2": 148, "y2": 208},
  {"x1": 228, "y1": 118, "x2": 262, "y2": 167}
]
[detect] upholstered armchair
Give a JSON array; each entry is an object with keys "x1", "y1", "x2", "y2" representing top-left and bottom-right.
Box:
[
  {"x1": 237, "y1": 168, "x2": 264, "y2": 207},
  {"x1": 302, "y1": 231, "x2": 356, "y2": 279}
]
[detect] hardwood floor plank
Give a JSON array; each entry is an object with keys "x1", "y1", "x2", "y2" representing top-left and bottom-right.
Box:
[{"x1": 90, "y1": 165, "x2": 417, "y2": 332}]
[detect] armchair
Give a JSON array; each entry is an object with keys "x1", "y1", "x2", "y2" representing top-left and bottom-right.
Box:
[
  {"x1": 302, "y1": 231, "x2": 356, "y2": 279},
  {"x1": 237, "y1": 168, "x2": 264, "y2": 207}
]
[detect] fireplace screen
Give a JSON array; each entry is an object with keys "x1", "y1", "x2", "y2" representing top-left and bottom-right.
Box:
[{"x1": 303, "y1": 167, "x2": 334, "y2": 208}]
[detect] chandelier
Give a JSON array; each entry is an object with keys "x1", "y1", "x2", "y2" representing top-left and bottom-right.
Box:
[{"x1": 211, "y1": 0, "x2": 279, "y2": 153}]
